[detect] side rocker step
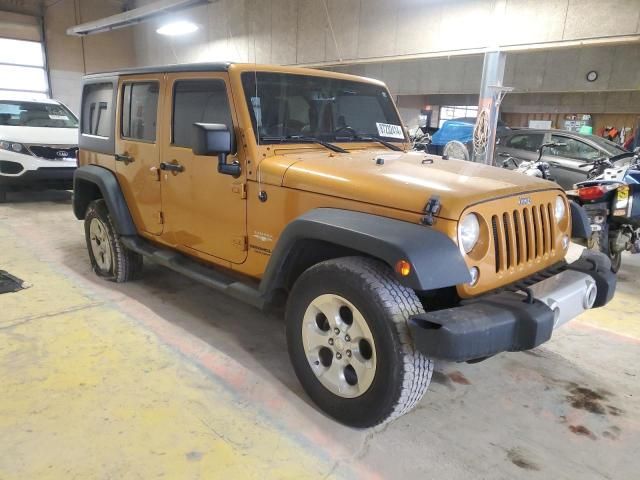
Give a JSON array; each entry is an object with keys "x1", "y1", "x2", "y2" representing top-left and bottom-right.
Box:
[{"x1": 121, "y1": 236, "x2": 265, "y2": 310}]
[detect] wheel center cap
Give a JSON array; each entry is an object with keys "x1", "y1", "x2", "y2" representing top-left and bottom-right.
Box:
[{"x1": 334, "y1": 338, "x2": 345, "y2": 352}]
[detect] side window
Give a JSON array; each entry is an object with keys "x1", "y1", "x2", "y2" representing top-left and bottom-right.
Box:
[
  {"x1": 172, "y1": 79, "x2": 232, "y2": 148},
  {"x1": 506, "y1": 133, "x2": 544, "y2": 152},
  {"x1": 81, "y1": 82, "x2": 113, "y2": 137},
  {"x1": 549, "y1": 135, "x2": 601, "y2": 161},
  {"x1": 121, "y1": 82, "x2": 159, "y2": 142}
]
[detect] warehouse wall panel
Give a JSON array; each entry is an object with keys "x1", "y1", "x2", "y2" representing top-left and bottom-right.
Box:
[{"x1": 131, "y1": 0, "x2": 640, "y2": 67}]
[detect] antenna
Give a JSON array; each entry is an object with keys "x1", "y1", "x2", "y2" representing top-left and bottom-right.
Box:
[
  {"x1": 253, "y1": 19, "x2": 259, "y2": 146},
  {"x1": 251, "y1": 18, "x2": 263, "y2": 197},
  {"x1": 322, "y1": 0, "x2": 342, "y2": 62}
]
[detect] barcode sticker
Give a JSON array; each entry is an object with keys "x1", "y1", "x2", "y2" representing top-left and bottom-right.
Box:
[{"x1": 376, "y1": 122, "x2": 404, "y2": 139}]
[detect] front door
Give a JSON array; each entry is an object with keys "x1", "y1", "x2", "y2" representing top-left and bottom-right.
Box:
[
  {"x1": 115, "y1": 75, "x2": 163, "y2": 235},
  {"x1": 544, "y1": 134, "x2": 601, "y2": 189},
  {"x1": 160, "y1": 73, "x2": 247, "y2": 264}
]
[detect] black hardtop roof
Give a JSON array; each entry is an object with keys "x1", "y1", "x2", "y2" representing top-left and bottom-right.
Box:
[{"x1": 83, "y1": 62, "x2": 233, "y2": 80}]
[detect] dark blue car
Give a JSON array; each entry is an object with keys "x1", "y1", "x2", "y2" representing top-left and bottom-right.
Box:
[{"x1": 428, "y1": 117, "x2": 509, "y2": 157}]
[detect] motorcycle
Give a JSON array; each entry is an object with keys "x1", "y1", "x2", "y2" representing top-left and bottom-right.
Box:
[
  {"x1": 410, "y1": 128, "x2": 432, "y2": 152},
  {"x1": 500, "y1": 141, "x2": 562, "y2": 180},
  {"x1": 567, "y1": 151, "x2": 640, "y2": 272}
]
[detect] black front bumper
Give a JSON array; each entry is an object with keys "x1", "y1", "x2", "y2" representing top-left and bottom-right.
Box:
[
  {"x1": 0, "y1": 167, "x2": 75, "y2": 190},
  {"x1": 408, "y1": 250, "x2": 616, "y2": 362}
]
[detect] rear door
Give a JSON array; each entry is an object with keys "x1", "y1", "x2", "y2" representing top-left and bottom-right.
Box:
[
  {"x1": 115, "y1": 75, "x2": 163, "y2": 235},
  {"x1": 544, "y1": 134, "x2": 602, "y2": 189}
]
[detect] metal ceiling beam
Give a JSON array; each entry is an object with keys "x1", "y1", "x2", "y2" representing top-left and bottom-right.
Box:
[{"x1": 66, "y1": 0, "x2": 211, "y2": 36}]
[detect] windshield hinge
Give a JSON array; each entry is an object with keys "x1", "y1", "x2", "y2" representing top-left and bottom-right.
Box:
[
  {"x1": 232, "y1": 183, "x2": 247, "y2": 199},
  {"x1": 421, "y1": 195, "x2": 441, "y2": 226}
]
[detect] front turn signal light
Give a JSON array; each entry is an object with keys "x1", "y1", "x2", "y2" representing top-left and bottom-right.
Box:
[{"x1": 395, "y1": 260, "x2": 411, "y2": 277}]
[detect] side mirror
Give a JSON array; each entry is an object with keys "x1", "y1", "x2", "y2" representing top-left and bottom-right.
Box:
[{"x1": 192, "y1": 123, "x2": 240, "y2": 177}]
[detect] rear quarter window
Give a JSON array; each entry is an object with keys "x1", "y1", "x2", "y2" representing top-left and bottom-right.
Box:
[
  {"x1": 79, "y1": 79, "x2": 117, "y2": 155},
  {"x1": 81, "y1": 83, "x2": 114, "y2": 137}
]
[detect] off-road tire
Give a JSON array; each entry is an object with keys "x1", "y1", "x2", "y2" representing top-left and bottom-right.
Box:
[
  {"x1": 84, "y1": 199, "x2": 143, "y2": 282},
  {"x1": 286, "y1": 256, "x2": 433, "y2": 428}
]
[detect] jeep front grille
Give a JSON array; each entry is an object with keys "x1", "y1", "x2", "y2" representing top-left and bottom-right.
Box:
[{"x1": 491, "y1": 203, "x2": 555, "y2": 273}]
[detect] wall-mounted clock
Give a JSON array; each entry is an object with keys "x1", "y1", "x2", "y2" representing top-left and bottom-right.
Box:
[{"x1": 586, "y1": 70, "x2": 598, "y2": 82}]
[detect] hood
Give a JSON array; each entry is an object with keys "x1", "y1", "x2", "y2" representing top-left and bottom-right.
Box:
[
  {"x1": 0, "y1": 126, "x2": 78, "y2": 145},
  {"x1": 263, "y1": 149, "x2": 560, "y2": 220}
]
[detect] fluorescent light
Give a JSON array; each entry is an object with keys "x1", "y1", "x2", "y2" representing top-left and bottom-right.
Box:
[{"x1": 156, "y1": 20, "x2": 198, "y2": 36}]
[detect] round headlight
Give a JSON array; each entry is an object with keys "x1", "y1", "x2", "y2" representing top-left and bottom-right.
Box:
[
  {"x1": 459, "y1": 213, "x2": 480, "y2": 253},
  {"x1": 555, "y1": 195, "x2": 566, "y2": 223}
]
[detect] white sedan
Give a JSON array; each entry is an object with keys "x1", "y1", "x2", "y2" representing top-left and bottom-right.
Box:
[{"x1": 0, "y1": 96, "x2": 78, "y2": 202}]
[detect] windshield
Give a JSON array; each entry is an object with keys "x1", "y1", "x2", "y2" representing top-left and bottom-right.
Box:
[
  {"x1": 241, "y1": 72, "x2": 406, "y2": 144},
  {"x1": 588, "y1": 135, "x2": 628, "y2": 157},
  {"x1": 0, "y1": 101, "x2": 78, "y2": 128}
]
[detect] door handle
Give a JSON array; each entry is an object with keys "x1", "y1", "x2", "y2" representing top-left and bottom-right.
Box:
[
  {"x1": 114, "y1": 153, "x2": 133, "y2": 163},
  {"x1": 159, "y1": 161, "x2": 184, "y2": 173},
  {"x1": 497, "y1": 152, "x2": 510, "y2": 157},
  {"x1": 548, "y1": 161, "x2": 561, "y2": 167}
]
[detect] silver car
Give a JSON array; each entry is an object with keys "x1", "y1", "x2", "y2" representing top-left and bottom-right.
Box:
[{"x1": 496, "y1": 128, "x2": 629, "y2": 189}]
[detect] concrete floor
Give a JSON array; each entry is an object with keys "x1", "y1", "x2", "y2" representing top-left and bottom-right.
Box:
[{"x1": 1, "y1": 190, "x2": 639, "y2": 480}]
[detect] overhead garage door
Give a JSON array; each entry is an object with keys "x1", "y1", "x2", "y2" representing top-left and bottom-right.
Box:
[{"x1": 0, "y1": 11, "x2": 49, "y2": 99}]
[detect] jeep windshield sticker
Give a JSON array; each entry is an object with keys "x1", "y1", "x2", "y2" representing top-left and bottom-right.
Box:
[
  {"x1": 376, "y1": 122, "x2": 404, "y2": 139},
  {"x1": 49, "y1": 114, "x2": 69, "y2": 120}
]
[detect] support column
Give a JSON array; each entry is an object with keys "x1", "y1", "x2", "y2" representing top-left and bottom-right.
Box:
[{"x1": 472, "y1": 50, "x2": 507, "y2": 166}]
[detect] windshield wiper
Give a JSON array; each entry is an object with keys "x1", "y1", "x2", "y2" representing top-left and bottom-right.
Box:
[
  {"x1": 335, "y1": 133, "x2": 403, "y2": 152},
  {"x1": 261, "y1": 135, "x2": 348, "y2": 153},
  {"x1": 358, "y1": 135, "x2": 403, "y2": 152}
]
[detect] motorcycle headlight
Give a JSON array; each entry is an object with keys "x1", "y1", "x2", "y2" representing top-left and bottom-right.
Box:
[
  {"x1": 0, "y1": 140, "x2": 26, "y2": 154},
  {"x1": 459, "y1": 213, "x2": 480, "y2": 254},
  {"x1": 554, "y1": 196, "x2": 566, "y2": 223}
]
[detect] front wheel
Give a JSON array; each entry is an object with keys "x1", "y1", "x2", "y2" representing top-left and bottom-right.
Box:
[{"x1": 285, "y1": 257, "x2": 433, "y2": 428}]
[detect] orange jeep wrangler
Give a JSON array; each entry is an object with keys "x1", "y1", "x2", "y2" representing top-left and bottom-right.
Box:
[{"x1": 73, "y1": 63, "x2": 615, "y2": 427}]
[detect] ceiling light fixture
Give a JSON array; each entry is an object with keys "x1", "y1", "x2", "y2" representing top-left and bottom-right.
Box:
[{"x1": 156, "y1": 20, "x2": 198, "y2": 36}]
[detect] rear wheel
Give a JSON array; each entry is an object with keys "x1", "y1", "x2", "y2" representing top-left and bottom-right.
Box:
[
  {"x1": 609, "y1": 249, "x2": 622, "y2": 273},
  {"x1": 84, "y1": 199, "x2": 143, "y2": 282},
  {"x1": 286, "y1": 257, "x2": 433, "y2": 428},
  {"x1": 588, "y1": 224, "x2": 621, "y2": 273}
]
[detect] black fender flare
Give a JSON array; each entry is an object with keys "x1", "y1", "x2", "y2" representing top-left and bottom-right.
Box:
[
  {"x1": 259, "y1": 208, "x2": 471, "y2": 295},
  {"x1": 570, "y1": 200, "x2": 591, "y2": 239},
  {"x1": 73, "y1": 165, "x2": 136, "y2": 235}
]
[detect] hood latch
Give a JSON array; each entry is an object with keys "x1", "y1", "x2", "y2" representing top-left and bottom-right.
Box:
[{"x1": 421, "y1": 195, "x2": 441, "y2": 226}]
